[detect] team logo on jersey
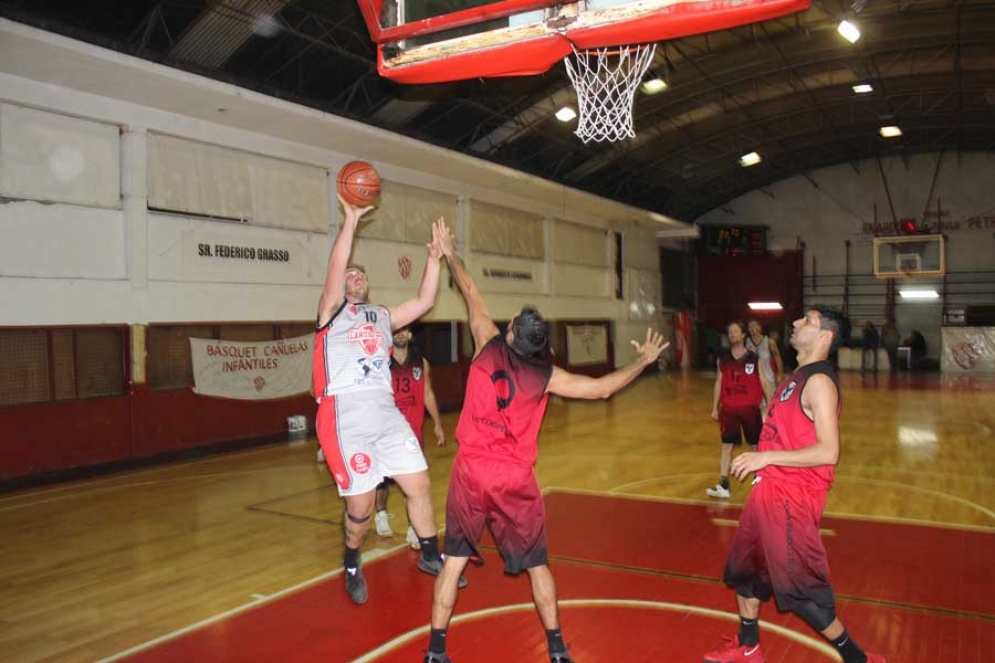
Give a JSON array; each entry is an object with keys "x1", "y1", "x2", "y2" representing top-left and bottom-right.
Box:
[
  {"x1": 349, "y1": 323, "x2": 384, "y2": 356},
  {"x1": 412, "y1": 367, "x2": 422, "y2": 380},
  {"x1": 349, "y1": 452, "x2": 371, "y2": 474},
  {"x1": 356, "y1": 356, "x2": 385, "y2": 378},
  {"x1": 745, "y1": 363, "x2": 756, "y2": 375},
  {"x1": 779, "y1": 380, "x2": 797, "y2": 402}
]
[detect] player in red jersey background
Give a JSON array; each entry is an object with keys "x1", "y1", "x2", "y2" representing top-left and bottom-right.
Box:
[
  {"x1": 703, "y1": 307, "x2": 887, "y2": 663},
  {"x1": 707, "y1": 320, "x2": 773, "y2": 499}
]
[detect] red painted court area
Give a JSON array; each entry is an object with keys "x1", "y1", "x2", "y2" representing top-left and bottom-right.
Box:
[{"x1": 124, "y1": 492, "x2": 995, "y2": 662}]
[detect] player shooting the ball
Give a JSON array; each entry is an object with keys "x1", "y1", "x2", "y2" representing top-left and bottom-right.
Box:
[{"x1": 313, "y1": 192, "x2": 466, "y2": 606}]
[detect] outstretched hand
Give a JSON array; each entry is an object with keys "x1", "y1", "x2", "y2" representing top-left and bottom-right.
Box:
[
  {"x1": 338, "y1": 194, "x2": 375, "y2": 222},
  {"x1": 426, "y1": 217, "x2": 445, "y2": 260},
  {"x1": 433, "y1": 217, "x2": 455, "y2": 258},
  {"x1": 630, "y1": 328, "x2": 669, "y2": 366}
]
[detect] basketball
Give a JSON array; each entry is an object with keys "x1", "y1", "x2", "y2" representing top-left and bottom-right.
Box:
[{"x1": 336, "y1": 160, "x2": 381, "y2": 207}]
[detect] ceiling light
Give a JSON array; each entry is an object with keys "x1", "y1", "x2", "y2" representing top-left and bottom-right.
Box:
[
  {"x1": 748, "y1": 302, "x2": 783, "y2": 310},
  {"x1": 852, "y1": 83, "x2": 873, "y2": 94},
  {"x1": 837, "y1": 20, "x2": 861, "y2": 43},
  {"x1": 640, "y1": 76, "x2": 668, "y2": 95},
  {"x1": 555, "y1": 106, "x2": 577, "y2": 122},
  {"x1": 739, "y1": 152, "x2": 761, "y2": 167},
  {"x1": 879, "y1": 125, "x2": 903, "y2": 138},
  {"x1": 899, "y1": 289, "x2": 939, "y2": 300}
]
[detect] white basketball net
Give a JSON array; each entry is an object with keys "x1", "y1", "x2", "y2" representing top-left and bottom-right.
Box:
[{"x1": 564, "y1": 43, "x2": 657, "y2": 143}]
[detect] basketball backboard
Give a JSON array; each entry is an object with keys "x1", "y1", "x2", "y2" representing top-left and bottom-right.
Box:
[
  {"x1": 873, "y1": 234, "x2": 946, "y2": 278},
  {"x1": 356, "y1": 0, "x2": 812, "y2": 84}
]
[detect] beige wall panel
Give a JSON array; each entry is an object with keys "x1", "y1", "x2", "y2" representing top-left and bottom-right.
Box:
[
  {"x1": 471, "y1": 200, "x2": 544, "y2": 259},
  {"x1": 552, "y1": 219, "x2": 608, "y2": 267},
  {"x1": 553, "y1": 263, "x2": 610, "y2": 298}
]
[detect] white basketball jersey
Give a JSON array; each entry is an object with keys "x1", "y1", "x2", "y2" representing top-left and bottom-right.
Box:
[
  {"x1": 746, "y1": 335, "x2": 775, "y2": 382},
  {"x1": 313, "y1": 302, "x2": 393, "y2": 400}
]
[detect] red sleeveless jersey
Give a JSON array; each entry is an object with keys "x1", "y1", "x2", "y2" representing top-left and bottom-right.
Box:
[
  {"x1": 718, "y1": 349, "x2": 765, "y2": 409},
  {"x1": 391, "y1": 355, "x2": 426, "y2": 444},
  {"x1": 758, "y1": 361, "x2": 841, "y2": 490},
  {"x1": 455, "y1": 335, "x2": 553, "y2": 466}
]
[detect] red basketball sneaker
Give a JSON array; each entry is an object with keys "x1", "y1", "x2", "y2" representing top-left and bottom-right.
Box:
[{"x1": 703, "y1": 635, "x2": 765, "y2": 663}]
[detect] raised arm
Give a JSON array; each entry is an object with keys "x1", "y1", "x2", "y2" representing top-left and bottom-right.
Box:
[
  {"x1": 317, "y1": 196, "x2": 374, "y2": 328},
  {"x1": 546, "y1": 328, "x2": 668, "y2": 400},
  {"x1": 435, "y1": 218, "x2": 499, "y2": 355},
  {"x1": 422, "y1": 360, "x2": 446, "y2": 447},
  {"x1": 389, "y1": 219, "x2": 443, "y2": 330},
  {"x1": 730, "y1": 374, "x2": 840, "y2": 480}
]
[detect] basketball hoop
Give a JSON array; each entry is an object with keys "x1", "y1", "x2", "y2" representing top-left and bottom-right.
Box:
[{"x1": 564, "y1": 43, "x2": 656, "y2": 143}]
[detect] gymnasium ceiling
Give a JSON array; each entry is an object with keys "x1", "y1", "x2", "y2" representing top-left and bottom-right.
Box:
[{"x1": 2, "y1": 0, "x2": 994, "y2": 221}]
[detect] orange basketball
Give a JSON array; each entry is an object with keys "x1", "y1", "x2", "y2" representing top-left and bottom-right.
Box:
[{"x1": 336, "y1": 160, "x2": 381, "y2": 207}]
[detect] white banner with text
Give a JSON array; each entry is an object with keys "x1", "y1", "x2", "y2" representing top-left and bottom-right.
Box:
[{"x1": 190, "y1": 335, "x2": 312, "y2": 400}]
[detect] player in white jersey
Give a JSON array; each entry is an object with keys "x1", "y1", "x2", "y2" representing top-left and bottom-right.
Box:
[
  {"x1": 746, "y1": 319, "x2": 785, "y2": 388},
  {"x1": 315, "y1": 195, "x2": 463, "y2": 605}
]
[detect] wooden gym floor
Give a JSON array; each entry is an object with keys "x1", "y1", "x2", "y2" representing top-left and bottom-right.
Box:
[{"x1": 1, "y1": 370, "x2": 992, "y2": 662}]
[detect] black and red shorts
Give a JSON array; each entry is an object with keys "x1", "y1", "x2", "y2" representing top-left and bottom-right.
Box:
[
  {"x1": 443, "y1": 454, "x2": 548, "y2": 574},
  {"x1": 719, "y1": 405, "x2": 763, "y2": 446},
  {"x1": 722, "y1": 478, "x2": 836, "y2": 613}
]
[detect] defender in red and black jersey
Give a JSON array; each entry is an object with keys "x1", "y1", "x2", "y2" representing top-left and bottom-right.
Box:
[
  {"x1": 703, "y1": 308, "x2": 887, "y2": 663},
  {"x1": 423, "y1": 218, "x2": 669, "y2": 663},
  {"x1": 707, "y1": 321, "x2": 773, "y2": 500},
  {"x1": 372, "y1": 326, "x2": 446, "y2": 547}
]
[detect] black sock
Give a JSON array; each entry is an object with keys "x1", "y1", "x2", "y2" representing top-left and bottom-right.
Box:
[
  {"x1": 344, "y1": 545, "x2": 360, "y2": 571},
  {"x1": 429, "y1": 628, "x2": 448, "y2": 654},
  {"x1": 546, "y1": 629, "x2": 566, "y2": 655},
  {"x1": 831, "y1": 630, "x2": 866, "y2": 663},
  {"x1": 720, "y1": 475, "x2": 730, "y2": 490},
  {"x1": 420, "y1": 535, "x2": 441, "y2": 560},
  {"x1": 738, "y1": 617, "x2": 759, "y2": 647}
]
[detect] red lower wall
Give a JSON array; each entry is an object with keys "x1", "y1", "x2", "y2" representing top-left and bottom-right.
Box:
[{"x1": 0, "y1": 387, "x2": 317, "y2": 481}]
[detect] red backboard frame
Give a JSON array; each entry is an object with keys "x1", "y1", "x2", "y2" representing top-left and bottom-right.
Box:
[{"x1": 356, "y1": 0, "x2": 812, "y2": 84}]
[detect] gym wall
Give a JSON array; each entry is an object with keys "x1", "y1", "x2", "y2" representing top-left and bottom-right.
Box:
[
  {"x1": 697, "y1": 152, "x2": 995, "y2": 360},
  {"x1": 0, "y1": 23, "x2": 682, "y2": 481}
]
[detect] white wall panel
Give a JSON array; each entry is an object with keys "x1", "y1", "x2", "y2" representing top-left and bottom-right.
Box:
[
  {"x1": 0, "y1": 200, "x2": 125, "y2": 279},
  {"x1": 146, "y1": 213, "x2": 327, "y2": 285},
  {"x1": 0, "y1": 103, "x2": 120, "y2": 208}
]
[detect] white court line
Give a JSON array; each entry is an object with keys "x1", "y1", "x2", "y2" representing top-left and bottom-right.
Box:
[
  {"x1": 349, "y1": 599, "x2": 839, "y2": 663},
  {"x1": 94, "y1": 546, "x2": 393, "y2": 663},
  {"x1": 563, "y1": 473, "x2": 995, "y2": 533}
]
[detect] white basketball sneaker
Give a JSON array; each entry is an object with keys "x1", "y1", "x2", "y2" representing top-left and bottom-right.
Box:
[
  {"x1": 706, "y1": 485, "x2": 731, "y2": 499},
  {"x1": 316, "y1": 447, "x2": 325, "y2": 463},
  {"x1": 406, "y1": 525, "x2": 421, "y2": 549},
  {"x1": 375, "y1": 510, "x2": 394, "y2": 537}
]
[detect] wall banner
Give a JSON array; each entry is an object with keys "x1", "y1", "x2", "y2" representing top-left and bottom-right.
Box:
[
  {"x1": 190, "y1": 335, "x2": 312, "y2": 400},
  {"x1": 566, "y1": 324, "x2": 608, "y2": 366},
  {"x1": 940, "y1": 327, "x2": 995, "y2": 373}
]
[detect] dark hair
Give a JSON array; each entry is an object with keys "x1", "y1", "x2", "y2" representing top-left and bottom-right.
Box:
[
  {"x1": 727, "y1": 320, "x2": 747, "y2": 335},
  {"x1": 510, "y1": 306, "x2": 548, "y2": 357},
  {"x1": 810, "y1": 306, "x2": 850, "y2": 354}
]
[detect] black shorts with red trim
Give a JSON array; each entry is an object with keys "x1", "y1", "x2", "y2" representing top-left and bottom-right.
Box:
[
  {"x1": 722, "y1": 477, "x2": 836, "y2": 613},
  {"x1": 719, "y1": 405, "x2": 763, "y2": 446},
  {"x1": 443, "y1": 454, "x2": 548, "y2": 575}
]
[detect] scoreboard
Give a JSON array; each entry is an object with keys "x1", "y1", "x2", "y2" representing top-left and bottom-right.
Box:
[{"x1": 700, "y1": 225, "x2": 767, "y2": 256}]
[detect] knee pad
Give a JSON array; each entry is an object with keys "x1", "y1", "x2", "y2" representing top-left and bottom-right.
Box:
[
  {"x1": 794, "y1": 600, "x2": 836, "y2": 632},
  {"x1": 346, "y1": 512, "x2": 371, "y2": 524}
]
